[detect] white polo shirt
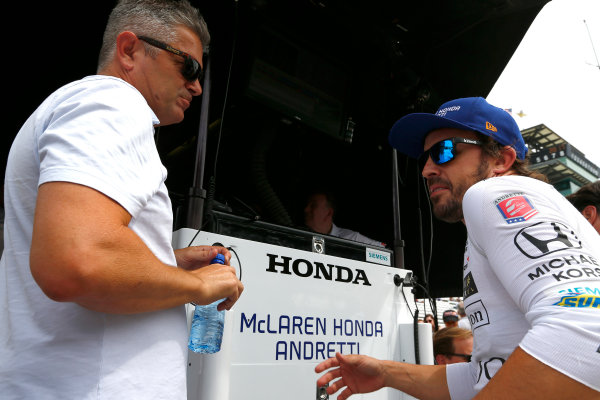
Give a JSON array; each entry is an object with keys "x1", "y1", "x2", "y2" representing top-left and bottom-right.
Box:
[{"x1": 0, "y1": 76, "x2": 188, "y2": 399}]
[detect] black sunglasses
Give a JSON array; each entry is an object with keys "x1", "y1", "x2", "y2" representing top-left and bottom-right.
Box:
[
  {"x1": 445, "y1": 353, "x2": 472, "y2": 362},
  {"x1": 138, "y1": 36, "x2": 203, "y2": 82},
  {"x1": 419, "y1": 137, "x2": 483, "y2": 167}
]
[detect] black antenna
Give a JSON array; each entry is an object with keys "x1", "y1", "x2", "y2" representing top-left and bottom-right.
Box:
[
  {"x1": 186, "y1": 57, "x2": 212, "y2": 229},
  {"x1": 391, "y1": 149, "x2": 405, "y2": 268},
  {"x1": 584, "y1": 19, "x2": 600, "y2": 71},
  {"x1": 185, "y1": 2, "x2": 239, "y2": 229}
]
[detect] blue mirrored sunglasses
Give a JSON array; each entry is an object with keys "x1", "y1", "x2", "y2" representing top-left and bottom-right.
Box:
[{"x1": 420, "y1": 137, "x2": 483, "y2": 166}]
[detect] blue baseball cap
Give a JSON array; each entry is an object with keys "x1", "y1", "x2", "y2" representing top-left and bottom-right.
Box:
[{"x1": 388, "y1": 97, "x2": 528, "y2": 160}]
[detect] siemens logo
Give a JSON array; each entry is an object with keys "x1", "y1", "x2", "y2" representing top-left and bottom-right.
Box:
[
  {"x1": 368, "y1": 253, "x2": 388, "y2": 261},
  {"x1": 266, "y1": 254, "x2": 372, "y2": 286},
  {"x1": 366, "y1": 248, "x2": 391, "y2": 266}
]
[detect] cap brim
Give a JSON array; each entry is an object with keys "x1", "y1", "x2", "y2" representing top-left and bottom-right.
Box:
[{"x1": 388, "y1": 113, "x2": 478, "y2": 159}]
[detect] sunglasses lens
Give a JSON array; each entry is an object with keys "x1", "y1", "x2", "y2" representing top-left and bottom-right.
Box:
[
  {"x1": 183, "y1": 58, "x2": 203, "y2": 82},
  {"x1": 432, "y1": 139, "x2": 455, "y2": 164},
  {"x1": 419, "y1": 139, "x2": 461, "y2": 169}
]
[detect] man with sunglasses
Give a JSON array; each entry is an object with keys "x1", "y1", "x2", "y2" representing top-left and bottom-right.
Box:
[
  {"x1": 441, "y1": 309, "x2": 459, "y2": 329},
  {"x1": 0, "y1": 1, "x2": 243, "y2": 399},
  {"x1": 433, "y1": 327, "x2": 473, "y2": 366},
  {"x1": 316, "y1": 97, "x2": 600, "y2": 399}
]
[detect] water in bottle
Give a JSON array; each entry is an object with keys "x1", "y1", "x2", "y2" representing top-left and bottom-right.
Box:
[{"x1": 188, "y1": 253, "x2": 226, "y2": 353}]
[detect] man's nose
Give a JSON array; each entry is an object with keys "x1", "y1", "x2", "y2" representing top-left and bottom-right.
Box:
[
  {"x1": 187, "y1": 79, "x2": 203, "y2": 96},
  {"x1": 421, "y1": 155, "x2": 439, "y2": 178}
]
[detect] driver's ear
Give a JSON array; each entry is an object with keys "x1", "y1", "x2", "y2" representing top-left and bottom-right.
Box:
[{"x1": 491, "y1": 146, "x2": 517, "y2": 176}]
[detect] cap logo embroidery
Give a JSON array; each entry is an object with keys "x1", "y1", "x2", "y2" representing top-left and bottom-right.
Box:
[
  {"x1": 436, "y1": 105, "x2": 460, "y2": 117},
  {"x1": 485, "y1": 122, "x2": 497, "y2": 132}
]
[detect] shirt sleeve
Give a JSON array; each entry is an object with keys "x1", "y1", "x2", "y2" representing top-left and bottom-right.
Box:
[
  {"x1": 462, "y1": 177, "x2": 600, "y2": 391},
  {"x1": 446, "y1": 362, "x2": 479, "y2": 400},
  {"x1": 38, "y1": 79, "x2": 164, "y2": 219}
]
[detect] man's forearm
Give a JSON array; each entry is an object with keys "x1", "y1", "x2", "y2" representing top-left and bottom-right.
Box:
[
  {"x1": 381, "y1": 361, "x2": 450, "y2": 400},
  {"x1": 33, "y1": 220, "x2": 202, "y2": 313},
  {"x1": 31, "y1": 182, "x2": 240, "y2": 314}
]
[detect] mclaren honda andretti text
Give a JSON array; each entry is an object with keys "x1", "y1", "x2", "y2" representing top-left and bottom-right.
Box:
[{"x1": 239, "y1": 313, "x2": 384, "y2": 361}]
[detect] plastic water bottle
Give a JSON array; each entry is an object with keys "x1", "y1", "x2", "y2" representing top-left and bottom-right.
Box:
[{"x1": 188, "y1": 253, "x2": 226, "y2": 353}]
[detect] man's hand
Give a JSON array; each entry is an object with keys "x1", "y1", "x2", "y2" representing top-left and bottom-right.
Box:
[
  {"x1": 174, "y1": 246, "x2": 231, "y2": 270},
  {"x1": 316, "y1": 352, "x2": 449, "y2": 400},
  {"x1": 316, "y1": 353, "x2": 386, "y2": 400},
  {"x1": 178, "y1": 246, "x2": 243, "y2": 311}
]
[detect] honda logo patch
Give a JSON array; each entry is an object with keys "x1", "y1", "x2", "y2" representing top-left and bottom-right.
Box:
[{"x1": 514, "y1": 221, "x2": 581, "y2": 259}]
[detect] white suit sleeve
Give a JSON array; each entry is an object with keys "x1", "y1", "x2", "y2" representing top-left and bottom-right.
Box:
[
  {"x1": 446, "y1": 362, "x2": 479, "y2": 400},
  {"x1": 462, "y1": 178, "x2": 600, "y2": 391}
]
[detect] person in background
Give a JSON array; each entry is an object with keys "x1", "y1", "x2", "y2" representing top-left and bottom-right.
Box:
[
  {"x1": 304, "y1": 189, "x2": 384, "y2": 247},
  {"x1": 0, "y1": 1, "x2": 244, "y2": 398},
  {"x1": 315, "y1": 97, "x2": 599, "y2": 399},
  {"x1": 424, "y1": 313, "x2": 437, "y2": 332},
  {"x1": 433, "y1": 327, "x2": 473, "y2": 365},
  {"x1": 441, "y1": 309, "x2": 459, "y2": 329},
  {"x1": 566, "y1": 180, "x2": 600, "y2": 234}
]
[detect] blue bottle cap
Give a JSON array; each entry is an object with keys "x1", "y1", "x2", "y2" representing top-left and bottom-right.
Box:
[{"x1": 211, "y1": 253, "x2": 225, "y2": 264}]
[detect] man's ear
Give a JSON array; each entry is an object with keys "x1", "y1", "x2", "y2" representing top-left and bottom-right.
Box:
[
  {"x1": 582, "y1": 205, "x2": 597, "y2": 224},
  {"x1": 434, "y1": 354, "x2": 447, "y2": 365},
  {"x1": 325, "y1": 206, "x2": 334, "y2": 220},
  {"x1": 115, "y1": 31, "x2": 140, "y2": 72},
  {"x1": 491, "y1": 146, "x2": 517, "y2": 176}
]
